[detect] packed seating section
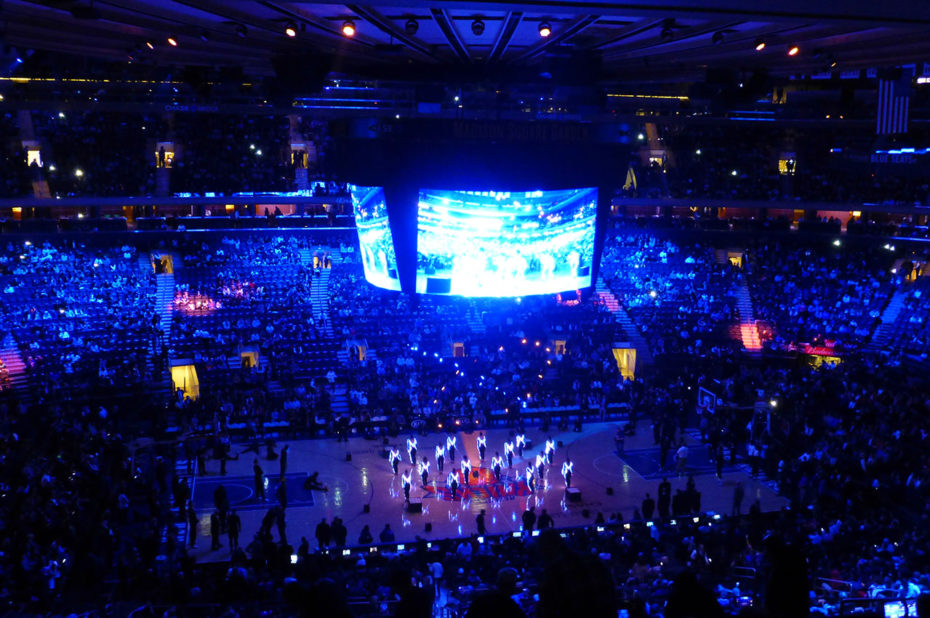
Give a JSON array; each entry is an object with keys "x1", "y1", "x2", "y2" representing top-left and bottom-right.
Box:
[{"x1": 1, "y1": 229, "x2": 929, "y2": 616}]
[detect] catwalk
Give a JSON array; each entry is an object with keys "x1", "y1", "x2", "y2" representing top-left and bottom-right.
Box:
[{"x1": 186, "y1": 421, "x2": 788, "y2": 560}]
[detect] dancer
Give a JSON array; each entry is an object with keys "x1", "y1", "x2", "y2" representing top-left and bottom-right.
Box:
[
  {"x1": 491, "y1": 452, "x2": 503, "y2": 482},
  {"x1": 562, "y1": 458, "x2": 574, "y2": 488},
  {"x1": 504, "y1": 439, "x2": 515, "y2": 468},
  {"x1": 389, "y1": 448, "x2": 402, "y2": 475},
  {"x1": 435, "y1": 443, "x2": 445, "y2": 473}
]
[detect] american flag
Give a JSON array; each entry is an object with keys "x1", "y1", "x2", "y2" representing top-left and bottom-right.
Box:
[{"x1": 876, "y1": 70, "x2": 912, "y2": 135}]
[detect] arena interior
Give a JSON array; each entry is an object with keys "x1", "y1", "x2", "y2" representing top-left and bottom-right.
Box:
[{"x1": 2, "y1": 1, "x2": 930, "y2": 617}]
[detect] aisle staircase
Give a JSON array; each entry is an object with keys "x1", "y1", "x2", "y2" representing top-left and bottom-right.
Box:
[
  {"x1": 734, "y1": 284, "x2": 763, "y2": 355},
  {"x1": 151, "y1": 259, "x2": 176, "y2": 391},
  {"x1": 0, "y1": 334, "x2": 29, "y2": 401},
  {"x1": 595, "y1": 277, "x2": 654, "y2": 367},
  {"x1": 154, "y1": 167, "x2": 171, "y2": 197},
  {"x1": 294, "y1": 168, "x2": 310, "y2": 192},
  {"x1": 466, "y1": 308, "x2": 486, "y2": 335},
  {"x1": 865, "y1": 289, "x2": 909, "y2": 352},
  {"x1": 311, "y1": 269, "x2": 334, "y2": 336}
]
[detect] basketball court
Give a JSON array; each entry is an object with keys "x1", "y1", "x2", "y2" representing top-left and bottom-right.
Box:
[{"x1": 185, "y1": 421, "x2": 787, "y2": 561}]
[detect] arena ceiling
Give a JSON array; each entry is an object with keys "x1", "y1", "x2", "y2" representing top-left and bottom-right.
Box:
[{"x1": 3, "y1": 0, "x2": 930, "y2": 85}]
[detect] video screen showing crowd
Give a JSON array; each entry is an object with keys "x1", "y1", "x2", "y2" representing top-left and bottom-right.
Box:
[
  {"x1": 416, "y1": 188, "x2": 597, "y2": 297},
  {"x1": 350, "y1": 184, "x2": 400, "y2": 291}
]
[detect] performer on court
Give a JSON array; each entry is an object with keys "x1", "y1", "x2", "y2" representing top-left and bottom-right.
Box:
[
  {"x1": 562, "y1": 458, "x2": 574, "y2": 488},
  {"x1": 407, "y1": 436, "x2": 418, "y2": 464},
  {"x1": 419, "y1": 457, "x2": 430, "y2": 487},
  {"x1": 504, "y1": 439, "x2": 515, "y2": 468},
  {"x1": 461, "y1": 456, "x2": 472, "y2": 486},
  {"x1": 401, "y1": 469, "x2": 412, "y2": 503},
  {"x1": 491, "y1": 452, "x2": 503, "y2": 482},
  {"x1": 447, "y1": 471, "x2": 459, "y2": 501},
  {"x1": 435, "y1": 443, "x2": 445, "y2": 473},
  {"x1": 516, "y1": 433, "x2": 526, "y2": 457},
  {"x1": 526, "y1": 465, "x2": 536, "y2": 492},
  {"x1": 536, "y1": 452, "x2": 547, "y2": 476},
  {"x1": 545, "y1": 436, "x2": 556, "y2": 465},
  {"x1": 446, "y1": 435, "x2": 457, "y2": 462},
  {"x1": 389, "y1": 448, "x2": 402, "y2": 475},
  {"x1": 476, "y1": 433, "x2": 487, "y2": 461}
]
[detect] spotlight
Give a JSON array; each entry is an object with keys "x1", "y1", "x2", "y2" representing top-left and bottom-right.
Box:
[
  {"x1": 167, "y1": 36, "x2": 178, "y2": 47},
  {"x1": 145, "y1": 40, "x2": 155, "y2": 50},
  {"x1": 342, "y1": 20, "x2": 356, "y2": 37},
  {"x1": 754, "y1": 37, "x2": 766, "y2": 51},
  {"x1": 285, "y1": 21, "x2": 298, "y2": 37},
  {"x1": 829, "y1": 56, "x2": 838, "y2": 68},
  {"x1": 404, "y1": 18, "x2": 419, "y2": 36},
  {"x1": 236, "y1": 24, "x2": 248, "y2": 38},
  {"x1": 472, "y1": 18, "x2": 485, "y2": 36},
  {"x1": 712, "y1": 31, "x2": 724, "y2": 45},
  {"x1": 787, "y1": 45, "x2": 799, "y2": 56},
  {"x1": 538, "y1": 22, "x2": 552, "y2": 38}
]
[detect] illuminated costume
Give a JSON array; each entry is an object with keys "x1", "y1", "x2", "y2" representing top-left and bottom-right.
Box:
[
  {"x1": 516, "y1": 433, "x2": 526, "y2": 457},
  {"x1": 562, "y1": 460, "x2": 574, "y2": 488},
  {"x1": 491, "y1": 454, "x2": 504, "y2": 481},
  {"x1": 389, "y1": 448, "x2": 401, "y2": 475},
  {"x1": 476, "y1": 433, "x2": 487, "y2": 461},
  {"x1": 401, "y1": 469, "x2": 412, "y2": 502},
  {"x1": 448, "y1": 472, "x2": 458, "y2": 501},
  {"x1": 435, "y1": 444, "x2": 445, "y2": 472},
  {"x1": 407, "y1": 436, "x2": 418, "y2": 464},
  {"x1": 419, "y1": 458, "x2": 430, "y2": 487},
  {"x1": 504, "y1": 440, "x2": 515, "y2": 468},
  {"x1": 545, "y1": 437, "x2": 556, "y2": 465},
  {"x1": 526, "y1": 466, "x2": 536, "y2": 492},
  {"x1": 461, "y1": 457, "x2": 472, "y2": 486},
  {"x1": 446, "y1": 435, "x2": 457, "y2": 461}
]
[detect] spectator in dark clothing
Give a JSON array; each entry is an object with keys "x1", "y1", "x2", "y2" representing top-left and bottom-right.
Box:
[
  {"x1": 465, "y1": 567, "x2": 527, "y2": 618},
  {"x1": 642, "y1": 493, "x2": 655, "y2": 520},
  {"x1": 315, "y1": 517, "x2": 331, "y2": 550}
]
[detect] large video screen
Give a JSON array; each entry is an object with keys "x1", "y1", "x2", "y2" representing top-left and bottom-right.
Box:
[
  {"x1": 349, "y1": 184, "x2": 400, "y2": 291},
  {"x1": 416, "y1": 188, "x2": 597, "y2": 296}
]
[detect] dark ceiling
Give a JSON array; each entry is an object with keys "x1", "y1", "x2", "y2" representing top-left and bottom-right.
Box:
[{"x1": 3, "y1": 0, "x2": 930, "y2": 85}]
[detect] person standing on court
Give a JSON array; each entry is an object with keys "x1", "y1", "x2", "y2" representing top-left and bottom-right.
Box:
[
  {"x1": 476, "y1": 509, "x2": 487, "y2": 535},
  {"x1": 419, "y1": 457, "x2": 430, "y2": 487},
  {"x1": 447, "y1": 434, "x2": 457, "y2": 462},
  {"x1": 642, "y1": 493, "x2": 655, "y2": 520},
  {"x1": 448, "y1": 471, "x2": 459, "y2": 501},
  {"x1": 227, "y1": 509, "x2": 241, "y2": 550},
  {"x1": 253, "y1": 459, "x2": 265, "y2": 501},
  {"x1": 435, "y1": 443, "x2": 445, "y2": 473},
  {"x1": 504, "y1": 439, "x2": 515, "y2": 468},
  {"x1": 210, "y1": 510, "x2": 222, "y2": 550},
  {"x1": 477, "y1": 433, "x2": 487, "y2": 461},
  {"x1": 402, "y1": 468, "x2": 413, "y2": 502},
  {"x1": 657, "y1": 478, "x2": 671, "y2": 519},
  {"x1": 280, "y1": 444, "x2": 289, "y2": 480}
]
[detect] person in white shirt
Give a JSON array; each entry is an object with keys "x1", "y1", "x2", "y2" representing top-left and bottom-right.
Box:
[
  {"x1": 545, "y1": 437, "x2": 556, "y2": 465},
  {"x1": 447, "y1": 471, "x2": 459, "y2": 500},
  {"x1": 418, "y1": 458, "x2": 430, "y2": 487},
  {"x1": 461, "y1": 456, "x2": 472, "y2": 486},
  {"x1": 435, "y1": 443, "x2": 445, "y2": 473},
  {"x1": 504, "y1": 440, "x2": 515, "y2": 468},
  {"x1": 535, "y1": 453, "x2": 546, "y2": 479},
  {"x1": 562, "y1": 459, "x2": 574, "y2": 488},
  {"x1": 401, "y1": 469, "x2": 412, "y2": 502},
  {"x1": 389, "y1": 448, "x2": 401, "y2": 475},
  {"x1": 516, "y1": 433, "x2": 526, "y2": 457},
  {"x1": 476, "y1": 433, "x2": 487, "y2": 461},
  {"x1": 491, "y1": 453, "x2": 504, "y2": 481},
  {"x1": 446, "y1": 435, "x2": 457, "y2": 462},
  {"x1": 407, "y1": 436, "x2": 418, "y2": 464}
]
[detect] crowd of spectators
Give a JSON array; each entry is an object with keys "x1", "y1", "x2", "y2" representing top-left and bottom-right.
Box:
[
  {"x1": 601, "y1": 232, "x2": 742, "y2": 357},
  {"x1": 0, "y1": 239, "x2": 159, "y2": 404},
  {"x1": 744, "y1": 241, "x2": 897, "y2": 352},
  {"x1": 3, "y1": 229, "x2": 930, "y2": 616},
  {"x1": 172, "y1": 114, "x2": 291, "y2": 195},
  {"x1": 33, "y1": 111, "x2": 165, "y2": 197},
  {"x1": 621, "y1": 124, "x2": 930, "y2": 206}
]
